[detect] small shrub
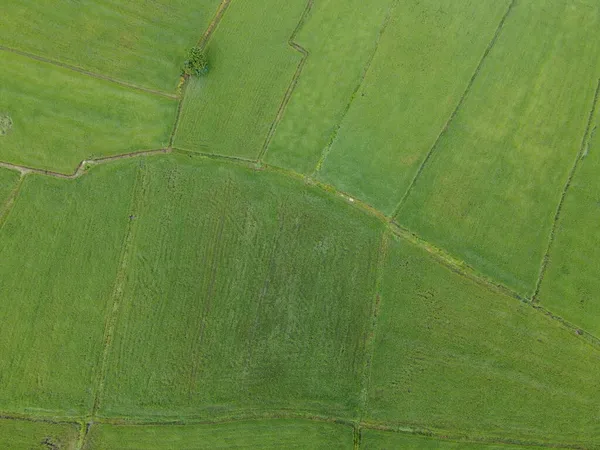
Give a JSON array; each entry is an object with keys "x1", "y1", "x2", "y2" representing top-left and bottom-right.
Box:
[
  {"x1": 0, "y1": 114, "x2": 12, "y2": 135},
  {"x1": 182, "y1": 47, "x2": 209, "y2": 77}
]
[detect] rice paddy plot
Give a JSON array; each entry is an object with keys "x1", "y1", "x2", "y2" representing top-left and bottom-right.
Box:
[
  {"x1": 0, "y1": 0, "x2": 222, "y2": 92},
  {"x1": 318, "y1": 0, "x2": 511, "y2": 215},
  {"x1": 537, "y1": 106, "x2": 600, "y2": 337},
  {"x1": 0, "y1": 167, "x2": 20, "y2": 211},
  {"x1": 264, "y1": 0, "x2": 393, "y2": 174},
  {"x1": 174, "y1": 0, "x2": 307, "y2": 159},
  {"x1": 366, "y1": 234, "x2": 600, "y2": 447},
  {"x1": 397, "y1": 0, "x2": 600, "y2": 294},
  {"x1": 0, "y1": 51, "x2": 177, "y2": 173},
  {"x1": 84, "y1": 419, "x2": 352, "y2": 449},
  {"x1": 360, "y1": 430, "x2": 553, "y2": 449},
  {"x1": 0, "y1": 162, "x2": 137, "y2": 416},
  {"x1": 0, "y1": 418, "x2": 79, "y2": 450},
  {"x1": 99, "y1": 154, "x2": 384, "y2": 420}
]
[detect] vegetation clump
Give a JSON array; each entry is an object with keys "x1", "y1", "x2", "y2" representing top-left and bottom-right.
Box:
[
  {"x1": 182, "y1": 47, "x2": 209, "y2": 77},
  {"x1": 0, "y1": 114, "x2": 12, "y2": 135}
]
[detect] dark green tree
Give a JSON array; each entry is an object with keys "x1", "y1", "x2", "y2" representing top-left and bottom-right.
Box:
[{"x1": 182, "y1": 47, "x2": 209, "y2": 77}]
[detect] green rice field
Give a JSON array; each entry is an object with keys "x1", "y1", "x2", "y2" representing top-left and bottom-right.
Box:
[{"x1": 0, "y1": 0, "x2": 599, "y2": 448}]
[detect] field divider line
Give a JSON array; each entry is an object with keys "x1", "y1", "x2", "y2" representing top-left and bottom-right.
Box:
[
  {"x1": 0, "y1": 45, "x2": 178, "y2": 100},
  {"x1": 257, "y1": 0, "x2": 314, "y2": 163},
  {"x1": 0, "y1": 409, "x2": 586, "y2": 448},
  {"x1": 311, "y1": 0, "x2": 395, "y2": 177},
  {"x1": 358, "y1": 230, "x2": 391, "y2": 419},
  {"x1": 0, "y1": 148, "x2": 170, "y2": 180},
  {"x1": 169, "y1": 0, "x2": 232, "y2": 148},
  {"x1": 89, "y1": 161, "x2": 149, "y2": 421},
  {"x1": 0, "y1": 174, "x2": 24, "y2": 232},
  {"x1": 531, "y1": 78, "x2": 600, "y2": 303},
  {"x1": 391, "y1": 0, "x2": 517, "y2": 219}
]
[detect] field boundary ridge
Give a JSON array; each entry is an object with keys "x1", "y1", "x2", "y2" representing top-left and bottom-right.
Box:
[
  {"x1": 391, "y1": 0, "x2": 517, "y2": 218},
  {"x1": 0, "y1": 410, "x2": 587, "y2": 449},
  {"x1": 257, "y1": 0, "x2": 314, "y2": 162},
  {"x1": 532, "y1": 78, "x2": 600, "y2": 303},
  {"x1": 0, "y1": 45, "x2": 178, "y2": 100}
]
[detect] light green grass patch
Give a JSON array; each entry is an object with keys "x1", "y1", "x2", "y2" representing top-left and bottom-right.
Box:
[
  {"x1": 397, "y1": 0, "x2": 600, "y2": 294},
  {"x1": 0, "y1": 419, "x2": 79, "y2": 450},
  {"x1": 85, "y1": 419, "x2": 351, "y2": 449},
  {"x1": 367, "y1": 234, "x2": 600, "y2": 447},
  {"x1": 538, "y1": 105, "x2": 600, "y2": 336},
  {"x1": 99, "y1": 154, "x2": 384, "y2": 419},
  {"x1": 361, "y1": 430, "x2": 554, "y2": 449},
  {"x1": 0, "y1": 162, "x2": 137, "y2": 415},
  {"x1": 0, "y1": 51, "x2": 177, "y2": 173},
  {"x1": 174, "y1": 0, "x2": 307, "y2": 159},
  {"x1": 0, "y1": 0, "x2": 221, "y2": 92},
  {"x1": 264, "y1": 0, "x2": 393, "y2": 174},
  {"x1": 0, "y1": 167, "x2": 20, "y2": 208},
  {"x1": 318, "y1": 0, "x2": 511, "y2": 214}
]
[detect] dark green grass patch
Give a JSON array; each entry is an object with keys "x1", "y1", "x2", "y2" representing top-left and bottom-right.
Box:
[
  {"x1": 99, "y1": 154, "x2": 384, "y2": 419},
  {"x1": 0, "y1": 162, "x2": 137, "y2": 415},
  {"x1": 174, "y1": 0, "x2": 307, "y2": 159},
  {"x1": 538, "y1": 109, "x2": 600, "y2": 336},
  {"x1": 366, "y1": 234, "x2": 600, "y2": 447},
  {"x1": 318, "y1": 0, "x2": 511, "y2": 215},
  {"x1": 360, "y1": 429, "x2": 552, "y2": 449},
  {"x1": 0, "y1": 419, "x2": 79, "y2": 450},
  {"x1": 0, "y1": 0, "x2": 221, "y2": 92},
  {"x1": 0, "y1": 51, "x2": 177, "y2": 173},
  {"x1": 397, "y1": 0, "x2": 600, "y2": 294},
  {"x1": 85, "y1": 419, "x2": 351, "y2": 449},
  {"x1": 264, "y1": 0, "x2": 393, "y2": 174}
]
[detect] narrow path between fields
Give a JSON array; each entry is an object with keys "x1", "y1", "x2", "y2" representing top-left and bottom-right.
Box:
[{"x1": 0, "y1": 45, "x2": 178, "y2": 100}]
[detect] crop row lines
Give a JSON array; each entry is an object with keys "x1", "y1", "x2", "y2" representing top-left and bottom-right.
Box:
[
  {"x1": 390, "y1": 0, "x2": 517, "y2": 219},
  {"x1": 531, "y1": 77, "x2": 600, "y2": 303},
  {"x1": 1, "y1": 146, "x2": 598, "y2": 350},
  {"x1": 0, "y1": 410, "x2": 583, "y2": 449},
  {"x1": 0, "y1": 44, "x2": 178, "y2": 100},
  {"x1": 257, "y1": 0, "x2": 314, "y2": 162}
]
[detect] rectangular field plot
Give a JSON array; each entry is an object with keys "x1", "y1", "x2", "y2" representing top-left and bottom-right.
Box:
[
  {"x1": 318, "y1": 0, "x2": 511, "y2": 214},
  {"x1": 397, "y1": 0, "x2": 600, "y2": 294},
  {"x1": 85, "y1": 419, "x2": 351, "y2": 449},
  {"x1": 360, "y1": 430, "x2": 550, "y2": 449},
  {"x1": 99, "y1": 155, "x2": 384, "y2": 419},
  {"x1": 0, "y1": 51, "x2": 177, "y2": 173},
  {"x1": 366, "y1": 235, "x2": 600, "y2": 447},
  {"x1": 174, "y1": 0, "x2": 307, "y2": 159},
  {"x1": 537, "y1": 106, "x2": 600, "y2": 336},
  {"x1": 0, "y1": 162, "x2": 137, "y2": 415},
  {"x1": 264, "y1": 0, "x2": 393, "y2": 174},
  {"x1": 0, "y1": 0, "x2": 221, "y2": 92},
  {"x1": 0, "y1": 419, "x2": 79, "y2": 450}
]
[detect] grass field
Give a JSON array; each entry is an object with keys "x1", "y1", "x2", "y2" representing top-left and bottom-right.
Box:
[
  {"x1": 396, "y1": 0, "x2": 600, "y2": 294},
  {"x1": 366, "y1": 234, "x2": 600, "y2": 447},
  {"x1": 537, "y1": 101, "x2": 600, "y2": 336},
  {"x1": 263, "y1": 0, "x2": 393, "y2": 174},
  {"x1": 0, "y1": 51, "x2": 177, "y2": 173},
  {"x1": 99, "y1": 154, "x2": 383, "y2": 419},
  {"x1": 174, "y1": 0, "x2": 308, "y2": 159},
  {"x1": 0, "y1": 163, "x2": 136, "y2": 415},
  {"x1": 317, "y1": 0, "x2": 511, "y2": 214},
  {"x1": 0, "y1": 419, "x2": 79, "y2": 450},
  {"x1": 0, "y1": 0, "x2": 221, "y2": 92},
  {"x1": 85, "y1": 420, "x2": 352, "y2": 449},
  {"x1": 1, "y1": 0, "x2": 600, "y2": 447},
  {"x1": 360, "y1": 430, "x2": 552, "y2": 449}
]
